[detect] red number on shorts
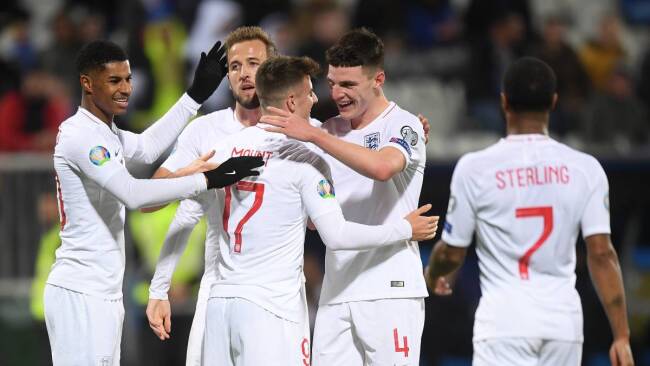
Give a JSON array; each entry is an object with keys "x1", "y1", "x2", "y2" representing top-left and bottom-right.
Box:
[
  {"x1": 301, "y1": 338, "x2": 310, "y2": 366},
  {"x1": 515, "y1": 206, "x2": 553, "y2": 280},
  {"x1": 393, "y1": 328, "x2": 409, "y2": 357},
  {"x1": 222, "y1": 181, "x2": 265, "y2": 253}
]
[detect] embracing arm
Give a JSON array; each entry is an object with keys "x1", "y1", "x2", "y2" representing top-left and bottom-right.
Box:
[{"x1": 311, "y1": 130, "x2": 406, "y2": 181}]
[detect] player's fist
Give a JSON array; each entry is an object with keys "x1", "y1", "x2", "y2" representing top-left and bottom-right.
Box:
[
  {"x1": 610, "y1": 337, "x2": 634, "y2": 366},
  {"x1": 203, "y1": 156, "x2": 265, "y2": 189},
  {"x1": 187, "y1": 40, "x2": 228, "y2": 104},
  {"x1": 404, "y1": 203, "x2": 439, "y2": 241},
  {"x1": 146, "y1": 299, "x2": 172, "y2": 341},
  {"x1": 424, "y1": 266, "x2": 453, "y2": 296}
]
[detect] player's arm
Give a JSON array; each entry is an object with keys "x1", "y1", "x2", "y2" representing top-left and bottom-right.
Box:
[
  {"x1": 424, "y1": 154, "x2": 476, "y2": 295},
  {"x1": 65, "y1": 134, "x2": 262, "y2": 209},
  {"x1": 585, "y1": 234, "x2": 634, "y2": 366},
  {"x1": 424, "y1": 240, "x2": 467, "y2": 295},
  {"x1": 120, "y1": 41, "x2": 227, "y2": 164},
  {"x1": 300, "y1": 152, "x2": 438, "y2": 249},
  {"x1": 140, "y1": 150, "x2": 217, "y2": 213},
  {"x1": 147, "y1": 195, "x2": 208, "y2": 340},
  {"x1": 261, "y1": 107, "x2": 410, "y2": 181},
  {"x1": 312, "y1": 203, "x2": 438, "y2": 250}
]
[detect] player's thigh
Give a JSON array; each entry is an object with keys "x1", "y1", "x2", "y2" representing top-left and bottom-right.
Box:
[
  {"x1": 538, "y1": 340, "x2": 582, "y2": 366},
  {"x1": 312, "y1": 303, "x2": 363, "y2": 366},
  {"x1": 230, "y1": 298, "x2": 308, "y2": 366},
  {"x1": 349, "y1": 298, "x2": 425, "y2": 366},
  {"x1": 186, "y1": 283, "x2": 212, "y2": 366},
  {"x1": 44, "y1": 284, "x2": 123, "y2": 366},
  {"x1": 203, "y1": 297, "x2": 232, "y2": 366},
  {"x1": 473, "y1": 338, "x2": 541, "y2": 366}
]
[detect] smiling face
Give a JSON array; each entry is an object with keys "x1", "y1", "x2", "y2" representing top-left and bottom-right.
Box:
[
  {"x1": 227, "y1": 39, "x2": 269, "y2": 109},
  {"x1": 327, "y1": 65, "x2": 382, "y2": 123},
  {"x1": 81, "y1": 60, "x2": 132, "y2": 120}
]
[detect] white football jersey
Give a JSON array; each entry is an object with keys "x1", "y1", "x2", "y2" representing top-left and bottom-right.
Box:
[
  {"x1": 441, "y1": 134, "x2": 611, "y2": 342},
  {"x1": 159, "y1": 108, "x2": 247, "y2": 289},
  {"x1": 162, "y1": 108, "x2": 245, "y2": 172},
  {"x1": 318, "y1": 102, "x2": 428, "y2": 305},
  {"x1": 48, "y1": 99, "x2": 204, "y2": 299},
  {"x1": 208, "y1": 125, "x2": 342, "y2": 323}
]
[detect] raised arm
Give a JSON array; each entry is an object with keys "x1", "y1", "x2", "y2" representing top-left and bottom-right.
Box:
[
  {"x1": 120, "y1": 41, "x2": 227, "y2": 164},
  {"x1": 585, "y1": 234, "x2": 634, "y2": 366}
]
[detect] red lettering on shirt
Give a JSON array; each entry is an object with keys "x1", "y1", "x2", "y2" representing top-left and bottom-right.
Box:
[
  {"x1": 495, "y1": 165, "x2": 570, "y2": 189},
  {"x1": 231, "y1": 147, "x2": 273, "y2": 166}
]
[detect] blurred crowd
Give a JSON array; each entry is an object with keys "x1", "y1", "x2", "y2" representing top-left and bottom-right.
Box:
[
  {"x1": 1, "y1": 1, "x2": 650, "y2": 365},
  {"x1": 1, "y1": 0, "x2": 649, "y2": 156}
]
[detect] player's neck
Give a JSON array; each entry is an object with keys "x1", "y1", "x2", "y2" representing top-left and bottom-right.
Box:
[
  {"x1": 349, "y1": 95, "x2": 390, "y2": 130},
  {"x1": 506, "y1": 112, "x2": 549, "y2": 136},
  {"x1": 81, "y1": 97, "x2": 113, "y2": 126},
  {"x1": 235, "y1": 104, "x2": 261, "y2": 127}
]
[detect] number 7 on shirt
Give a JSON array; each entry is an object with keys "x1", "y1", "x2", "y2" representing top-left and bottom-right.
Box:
[
  {"x1": 222, "y1": 181, "x2": 265, "y2": 253},
  {"x1": 515, "y1": 206, "x2": 553, "y2": 280}
]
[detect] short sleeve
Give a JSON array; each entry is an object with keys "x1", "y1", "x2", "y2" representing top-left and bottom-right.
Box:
[
  {"x1": 298, "y1": 151, "x2": 341, "y2": 221},
  {"x1": 581, "y1": 160, "x2": 611, "y2": 238},
  {"x1": 161, "y1": 124, "x2": 201, "y2": 172},
  {"x1": 59, "y1": 131, "x2": 125, "y2": 188},
  {"x1": 379, "y1": 114, "x2": 425, "y2": 170},
  {"x1": 441, "y1": 156, "x2": 477, "y2": 248}
]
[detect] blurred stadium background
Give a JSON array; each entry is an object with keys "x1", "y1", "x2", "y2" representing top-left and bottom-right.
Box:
[{"x1": 1, "y1": 0, "x2": 650, "y2": 365}]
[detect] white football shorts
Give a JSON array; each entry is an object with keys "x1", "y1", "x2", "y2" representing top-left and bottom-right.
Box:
[
  {"x1": 203, "y1": 297, "x2": 310, "y2": 366},
  {"x1": 312, "y1": 298, "x2": 425, "y2": 366},
  {"x1": 473, "y1": 338, "x2": 582, "y2": 366},
  {"x1": 44, "y1": 284, "x2": 124, "y2": 366}
]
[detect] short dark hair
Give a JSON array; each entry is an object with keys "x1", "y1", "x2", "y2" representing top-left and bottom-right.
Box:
[
  {"x1": 224, "y1": 26, "x2": 278, "y2": 59},
  {"x1": 75, "y1": 40, "x2": 128, "y2": 74},
  {"x1": 325, "y1": 28, "x2": 384, "y2": 70},
  {"x1": 502, "y1": 57, "x2": 557, "y2": 112},
  {"x1": 256, "y1": 56, "x2": 320, "y2": 108}
]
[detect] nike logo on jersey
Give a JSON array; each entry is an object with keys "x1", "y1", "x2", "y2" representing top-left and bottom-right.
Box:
[
  {"x1": 225, "y1": 171, "x2": 237, "y2": 175},
  {"x1": 391, "y1": 281, "x2": 404, "y2": 287}
]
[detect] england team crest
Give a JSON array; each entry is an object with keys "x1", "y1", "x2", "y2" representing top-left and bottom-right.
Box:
[{"x1": 364, "y1": 132, "x2": 380, "y2": 150}]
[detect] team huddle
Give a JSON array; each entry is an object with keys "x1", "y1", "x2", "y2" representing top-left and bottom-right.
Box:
[{"x1": 45, "y1": 25, "x2": 634, "y2": 366}]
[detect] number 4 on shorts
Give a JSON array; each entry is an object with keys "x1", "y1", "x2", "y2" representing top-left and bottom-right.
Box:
[{"x1": 393, "y1": 328, "x2": 409, "y2": 357}]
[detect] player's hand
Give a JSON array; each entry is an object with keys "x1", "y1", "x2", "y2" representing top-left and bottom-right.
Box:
[
  {"x1": 174, "y1": 150, "x2": 219, "y2": 177},
  {"x1": 424, "y1": 266, "x2": 453, "y2": 296},
  {"x1": 405, "y1": 204, "x2": 439, "y2": 241},
  {"x1": 203, "y1": 156, "x2": 265, "y2": 189},
  {"x1": 418, "y1": 114, "x2": 430, "y2": 144},
  {"x1": 187, "y1": 40, "x2": 228, "y2": 104},
  {"x1": 610, "y1": 337, "x2": 634, "y2": 366},
  {"x1": 146, "y1": 299, "x2": 172, "y2": 341},
  {"x1": 260, "y1": 107, "x2": 318, "y2": 142}
]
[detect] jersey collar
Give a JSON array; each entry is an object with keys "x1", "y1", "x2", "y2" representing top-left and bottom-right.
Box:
[
  {"x1": 503, "y1": 134, "x2": 550, "y2": 142},
  {"x1": 78, "y1": 107, "x2": 119, "y2": 134}
]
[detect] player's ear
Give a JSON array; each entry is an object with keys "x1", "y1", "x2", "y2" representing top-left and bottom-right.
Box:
[
  {"x1": 550, "y1": 93, "x2": 558, "y2": 111},
  {"x1": 374, "y1": 70, "x2": 385, "y2": 88},
  {"x1": 80, "y1": 74, "x2": 92, "y2": 94},
  {"x1": 500, "y1": 93, "x2": 508, "y2": 113},
  {"x1": 286, "y1": 94, "x2": 296, "y2": 113}
]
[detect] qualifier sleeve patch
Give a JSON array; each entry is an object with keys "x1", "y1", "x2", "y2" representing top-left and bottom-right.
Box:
[
  {"x1": 317, "y1": 179, "x2": 335, "y2": 198},
  {"x1": 89, "y1": 146, "x2": 111, "y2": 166}
]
